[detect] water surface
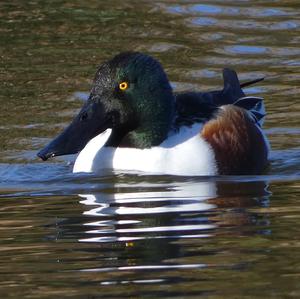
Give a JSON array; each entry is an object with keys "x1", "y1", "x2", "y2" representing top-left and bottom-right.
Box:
[{"x1": 0, "y1": 0, "x2": 299, "y2": 298}]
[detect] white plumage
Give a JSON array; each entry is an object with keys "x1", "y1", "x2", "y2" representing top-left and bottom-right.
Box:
[{"x1": 73, "y1": 124, "x2": 217, "y2": 176}]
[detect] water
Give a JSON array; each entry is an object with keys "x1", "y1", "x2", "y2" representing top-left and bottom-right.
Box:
[{"x1": 1, "y1": 0, "x2": 300, "y2": 298}]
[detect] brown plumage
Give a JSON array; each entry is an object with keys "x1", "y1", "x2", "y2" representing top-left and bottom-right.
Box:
[{"x1": 201, "y1": 105, "x2": 268, "y2": 175}]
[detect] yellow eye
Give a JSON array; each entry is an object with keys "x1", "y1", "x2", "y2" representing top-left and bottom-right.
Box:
[{"x1": 119, "y1": 81, "x2": 128, "y2": 91}]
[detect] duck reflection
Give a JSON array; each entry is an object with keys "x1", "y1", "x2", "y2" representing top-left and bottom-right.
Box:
[
  {"x1": 207, "y1": 180, "x2": 270, "y2": 228},
  {"x1": 69, "y1": 178, "x2": 271, "y2": 279},
  {"x1": 78, "y1": 180, "x2": 217, "y2": 243},
  {"x1": 78, "y1": 178, "x2": 270, "y2": 244}
]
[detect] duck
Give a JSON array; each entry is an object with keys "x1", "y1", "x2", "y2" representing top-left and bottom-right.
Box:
[{"x1": 37, "y1": 52, "x2": 269, "y2": 176}]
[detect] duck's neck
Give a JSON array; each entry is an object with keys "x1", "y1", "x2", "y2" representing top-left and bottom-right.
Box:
[
  {"x1": 106, "y1": 119, "x2": 172, "y2": 149},
  {"x1": 106, "y1": 106, "x2": 174, "y2": 149},
  {"x1": 126, "y1": 92, "x2": 176, "y2": 147},
  {"x1": 122, "y1": 122, "x2": 171, "y2": 148}
]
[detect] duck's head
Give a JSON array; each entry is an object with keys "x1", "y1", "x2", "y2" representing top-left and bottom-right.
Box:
[{"x1": 38, "y1": 52, "x2": 175, "y2": 161}]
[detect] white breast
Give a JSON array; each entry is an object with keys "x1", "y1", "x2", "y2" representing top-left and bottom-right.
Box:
[{"x1": 73, "y1": 124, "x2": 217, "y2": 176}]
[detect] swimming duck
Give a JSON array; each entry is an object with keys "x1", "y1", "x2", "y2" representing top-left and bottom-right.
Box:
[{"x1": 37, "y1": 52, "x2": 269, "y2": 176}]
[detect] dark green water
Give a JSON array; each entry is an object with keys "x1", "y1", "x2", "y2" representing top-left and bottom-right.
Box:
[{"x1": 1, "y1": 1, "x2": 300, "y2": 298}]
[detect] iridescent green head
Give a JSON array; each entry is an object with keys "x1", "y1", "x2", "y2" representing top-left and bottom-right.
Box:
[{"x1": 38, "y1": 52, "x2": 175, "y2": 160}]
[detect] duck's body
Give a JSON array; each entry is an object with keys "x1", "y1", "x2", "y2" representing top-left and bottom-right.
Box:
[
  {"x1": 38, "y1": 52, "x2": 269, "y2": 176},
  {"x1": 73, "y1": 123, "x2": 217, "y2": 175},
  {"x1": 73, "y1": 104, "x2": 268, "y2": 176}
]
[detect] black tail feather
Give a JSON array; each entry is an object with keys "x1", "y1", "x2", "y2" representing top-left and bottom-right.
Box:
[
  {"x1": 220, "y1": 68, "x2": 245, "y2": 105},
  {"x1": 240, "y1": 77, "x2": 264, "y2": 88},
  {"x1": 223, "y1": 68, "x2": 241, "y2": 91},
  {"x1": 220, "y1": 68, "x2": 265, "y2": 105}
]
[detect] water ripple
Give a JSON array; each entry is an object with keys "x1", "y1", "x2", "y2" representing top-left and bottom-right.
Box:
[
  {"x1": 166, "y1": 3, "x2": 296, "y2": 18},
  {"x1": 0, "y1": 1, "x2": 300, "y2": 297}
]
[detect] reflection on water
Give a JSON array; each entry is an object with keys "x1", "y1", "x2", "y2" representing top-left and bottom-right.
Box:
[
  {"x1": 79, "y1": 181, "x2": 217, "y2": 243},
  {"x1": 0, "y1": 0, "x2": 300, "y2": 297},
  {"x1": 1, "y1": 172, "x2": 299, "y2": 297},
  {"x1": 37, "y1": 177, "x2": 272, "y2": 292},
  {"x1": 76, "y1": 180, "x2": 269, "y2": 245}
]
